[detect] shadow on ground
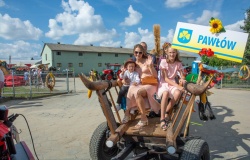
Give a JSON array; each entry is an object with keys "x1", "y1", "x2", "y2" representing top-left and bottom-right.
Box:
[{"x1": 190, "y1": 105, "x2": 250, "y2": 159}]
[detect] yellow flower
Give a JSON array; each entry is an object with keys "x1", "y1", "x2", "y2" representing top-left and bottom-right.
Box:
[{"x1": 209, "y1": 19, "x2": 223, "y2": 34}]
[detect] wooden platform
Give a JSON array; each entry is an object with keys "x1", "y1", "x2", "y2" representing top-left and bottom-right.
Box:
[{"x1": 125, "y1": 116, "x2": 167, "y2": 138}]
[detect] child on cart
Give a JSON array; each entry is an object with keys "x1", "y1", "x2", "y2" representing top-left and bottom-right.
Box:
[{"x1": 115, "y1": 59, "x2": 140, "y2": 112}]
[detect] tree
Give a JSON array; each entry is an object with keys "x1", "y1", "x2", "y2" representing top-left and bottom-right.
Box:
[{"x1": 241, "y1": 8, "x2": 250, "y2": 65}]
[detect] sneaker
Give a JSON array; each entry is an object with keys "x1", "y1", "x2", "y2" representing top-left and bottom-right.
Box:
[{"x1": 130, "y1": 108, "x2": 137, "y2": 115}]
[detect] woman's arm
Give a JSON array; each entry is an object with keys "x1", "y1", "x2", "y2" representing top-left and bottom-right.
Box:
[{"x1": 146, "y1": 56, "x2": 158, "y2": 78}]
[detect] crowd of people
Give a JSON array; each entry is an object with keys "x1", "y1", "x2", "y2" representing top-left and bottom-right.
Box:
[
  {"x1": 116, "y1": 42, "x2": 186, "y2": 130},
  {"x1": 23, "y1": 68, "x2": 47, "y2": 87}
]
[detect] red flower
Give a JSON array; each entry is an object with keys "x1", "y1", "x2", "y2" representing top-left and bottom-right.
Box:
[
  {"x1": 206, "y1": 48, "x2": 214, "y2": 57},
  {"x1": 199, "y1": 48, "x2": 207, "y2": 56},
  {"x1": 198, "y1": 48, "x2": 214, "y2": 57}
]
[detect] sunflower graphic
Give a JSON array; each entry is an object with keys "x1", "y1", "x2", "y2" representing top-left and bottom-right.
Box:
[{"x1": 209, "y1": 17, "x2": 226, "y2": 34}]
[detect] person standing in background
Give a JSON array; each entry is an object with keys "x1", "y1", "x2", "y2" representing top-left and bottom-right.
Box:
[
  {"x1": 24, "y1": 69, "x2": 29, "y2": 86},
  {"x1": 0, "y1": 63, "x2": 5, "y2": 98}
]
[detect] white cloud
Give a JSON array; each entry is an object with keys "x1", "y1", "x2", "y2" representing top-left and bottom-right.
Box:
[
  {"x1": 225, "y1": 20, "x2": 244, "y2": 32},
  {"x1": 0, "y1": 13, "x2": 43, "y2": 40},
  {"x1": 123, "y1": 28, "x2": 174, "y2": 50},
  {"x1": 0, "y1": 41, "x2": 41, "y2": 60},
  {"x1": 187, "y1": 10, "x2": 219, "y2": 25},
  {"x1": 0, "y1": 0, "x2": 5, "y2": 7},
  {"x1": 74, "y1": 29, "x2": 118, "y2": 45},
  {"x1": 100, "y1": 40, "x2": 121, "y2": 47},
  {"x1": 120, "y1": 5, "x2": 142, "y2": 26},
  {"x1": 45, "y1": 0, "x2": 117, "y2": 42},
  {"x1": 183, "y1": 13, "x2": 193, "y2": 19},
  {"x1": 165, "y1": 0, "x2": 196, "y2": 8},
  {"x1": 124, "y1": 31, "x2": 141, "y2": 48},
  {"x1": 161, "y1": 29, "x2": 174, "y2": 45}
]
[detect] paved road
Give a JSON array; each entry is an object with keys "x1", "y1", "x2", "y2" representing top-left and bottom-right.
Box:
[{"x1": 1, "y1": 77, "x2": 250, "y2": 160}]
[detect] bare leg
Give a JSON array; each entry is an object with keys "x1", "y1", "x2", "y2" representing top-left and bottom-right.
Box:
[
  {"x1": 136, "y1": 89, "x2": 147, "y2": 121},
  {"x1": 166, "y1": 89, "x2": 182, "y2": 119},
  {"x1": 122, "y1": 98, "x2": 131, "y2": 123},
  {"x1": 160, "y1": 91, "x2": 169, "y2": 128}
]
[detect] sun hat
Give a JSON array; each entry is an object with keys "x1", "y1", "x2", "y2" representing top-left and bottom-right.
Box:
[{"x1": 124, "y1": 58, "x2": 136, "y2": 68}]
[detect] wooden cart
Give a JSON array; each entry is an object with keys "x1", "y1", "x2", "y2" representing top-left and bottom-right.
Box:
[{"x1": 79, "y1": 71, "x2": 213, "y2": 160}]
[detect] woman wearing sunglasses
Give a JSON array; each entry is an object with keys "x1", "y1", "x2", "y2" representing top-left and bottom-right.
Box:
[{"x1": 122, "y1": 44, "x2": 160, "y2": 129}]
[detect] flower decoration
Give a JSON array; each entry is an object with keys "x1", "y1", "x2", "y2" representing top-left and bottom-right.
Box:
[
  {"x1": 209, "y1": 17, "x2": 226, "y2": 34},
  {"x1": 199, "y1": 48, "x2": 214, "y2": 64}
]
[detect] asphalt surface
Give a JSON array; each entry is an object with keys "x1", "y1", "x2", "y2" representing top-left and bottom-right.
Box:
[{"x1": 1, "y1": 77, "x2": 250, "y2": 160}]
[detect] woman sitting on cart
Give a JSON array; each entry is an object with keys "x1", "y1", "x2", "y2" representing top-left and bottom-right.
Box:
[
  {"x1": 157, "y1": 43, "x2": 186, "y2": 130},
  {"x1": 122, "y1": 44, "x2": 160, "y2": 128}
]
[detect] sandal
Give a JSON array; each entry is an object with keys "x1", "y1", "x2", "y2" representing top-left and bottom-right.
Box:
[
  {"x1": 160, "y1": 119, "x2": 167, "y2": 131},
  {"x1": 135, "y1": 119, "x2": 148, "y2": 129},
  {"x1": 122, "y1": 115, "x2": 131, "y2": 124},
  {"x1": 160, "y1": 118, "x2": 171, "y2": 131}
]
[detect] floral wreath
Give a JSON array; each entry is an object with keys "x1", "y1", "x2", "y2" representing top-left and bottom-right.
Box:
[{"x1": 209, "y1": 17, "x2": 226, "y2": 34}]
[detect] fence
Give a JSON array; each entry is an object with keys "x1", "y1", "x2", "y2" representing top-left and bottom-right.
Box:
[
  {"x1": 2, "y1": 70, "x2": 76, "y2": 99},
  {"x1": 216, "y1": 65, "x2": 250, "y2": 89},
  {"x1": 1, "y1": 65, "x2": 249, "y2": 99}
]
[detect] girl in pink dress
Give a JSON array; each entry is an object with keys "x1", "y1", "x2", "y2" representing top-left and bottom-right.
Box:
[
  {"x1": 122, "y1": 44, "x2": 160, "y2": 129},
  {"x1": 157, "y1": 45, "x2": 186, "y2": 130}
]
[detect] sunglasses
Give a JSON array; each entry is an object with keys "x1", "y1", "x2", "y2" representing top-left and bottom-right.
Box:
[{"x1": 134, "y1": 51, "x2": 143, "y2": 55}]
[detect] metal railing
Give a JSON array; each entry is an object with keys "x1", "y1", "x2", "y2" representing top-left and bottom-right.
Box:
[{"x1": 2, "y1": 70, "x2": 76, "y2": 98}]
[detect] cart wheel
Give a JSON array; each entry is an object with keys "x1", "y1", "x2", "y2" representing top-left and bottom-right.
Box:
[
  {"x1": 180, "y1": 139, "x2": 210, "y2": 160},
  {"x1": 89, "y1": 122, "x2": 119, "y2": 160},
  {"x1": 106, "y1": 74, "x2": 113, "y2": 80}
]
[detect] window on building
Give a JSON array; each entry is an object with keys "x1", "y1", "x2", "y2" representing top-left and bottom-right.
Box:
[
  {"x1": 98, "y1": 53, "x2": 102, "y2": 56},
  {"x1": 57, "y1": 52, "x2": 61, "y2": 55},
  {"x1": 45, "y1": 54, "x2": 47, "y2": 60},
  {"x1": 98, "y1": 63, "x2": 102, "y2": 67},
  {"x1": 68, "y1": 63, "x2": 73, "y2": 67},
  {"x1": 115, "y1": 53, "x2": 118, "y2": 57},
  {"x1": 79, "y1": 52, "x2": 83, "y2": 56},
  {"x1": 57, "y1": 63, "x2": 62, "y2": 67},
  {"x1": 79, "y1": 63, "x2": 83, "y2": 67}
]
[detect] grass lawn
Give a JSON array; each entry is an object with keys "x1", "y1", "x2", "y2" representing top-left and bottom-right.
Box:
[{"x1": 2, "y1": 86, "x2": 66, "y2": 99}]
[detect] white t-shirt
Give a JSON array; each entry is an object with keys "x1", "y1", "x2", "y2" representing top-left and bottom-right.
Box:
[{"x1": 119, "y1": 70, "x2": 140, "y2": 86}]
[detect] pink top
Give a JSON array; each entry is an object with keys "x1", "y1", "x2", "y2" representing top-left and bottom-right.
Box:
[
  {"x1": 157, "y1": 59, "x2": 183, "y2": 98},
  {"x1": 126, "y1": 62, "x2": 160, "y2": 113}
]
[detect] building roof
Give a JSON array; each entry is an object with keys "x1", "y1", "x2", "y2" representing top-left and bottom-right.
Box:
[
  {"x1": 41, "y1": 43, "x2": 133, "y2": 56},
  {"x1": 41, "y1": 43, "x2": 197, "y2": 58}
]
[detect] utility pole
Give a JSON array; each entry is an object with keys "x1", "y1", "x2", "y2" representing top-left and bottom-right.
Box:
[{"x1": 9, "y1": 55, "x2": 11, "y2": 65}]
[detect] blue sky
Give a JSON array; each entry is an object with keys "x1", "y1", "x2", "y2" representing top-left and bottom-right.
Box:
[{"x1": 0, "y1": 0, "x2": 249, "y2": 61}]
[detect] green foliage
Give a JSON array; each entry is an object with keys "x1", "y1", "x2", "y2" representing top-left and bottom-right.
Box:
[
  {"x1": 240, "y1": 8, "x2": 250, "y2": 65},
  {"x1": 202, "y1": 56, "x2": 239, "y2": 67}
]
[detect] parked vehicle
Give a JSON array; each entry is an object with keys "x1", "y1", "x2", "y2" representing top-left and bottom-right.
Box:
[
  {"x1": 0, "y1": 105, "x2": 35, "y2": 159},
  {"x1": 101, "y1": 64, "x2": 121, "y2": 80},
  {"x1": 4, "y1": 75, "x2": 25, "y2": 87}
]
